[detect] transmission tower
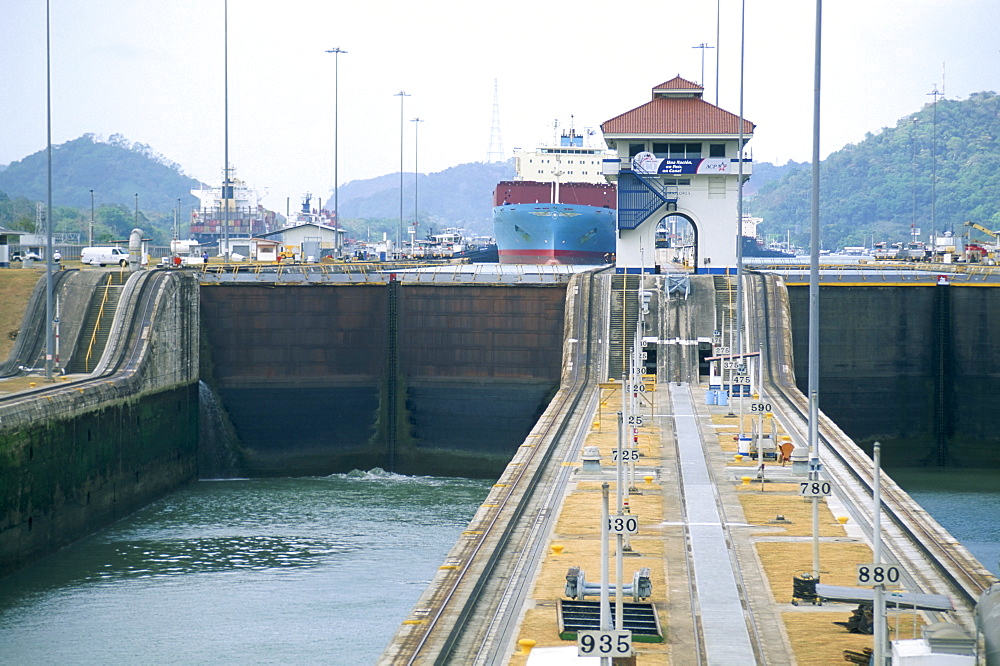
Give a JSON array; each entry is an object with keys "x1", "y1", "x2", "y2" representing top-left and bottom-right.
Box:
[{"x1": 486, "y1": 79, "x2": 505, "y2": 163}]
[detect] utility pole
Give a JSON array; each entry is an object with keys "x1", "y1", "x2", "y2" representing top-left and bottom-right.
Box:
[
  {"x1": 325, "y1": 47, "x2": 347, "y2": 253},
  {"x1": 692, "y1": 42, "x2": 715, "y2": 88},
  {"x1": 394, "y1": 91, "x2": 410, "y2": 258},
  {"x1": 411, "y1": 117, "x2": 424, "y2": 255}
]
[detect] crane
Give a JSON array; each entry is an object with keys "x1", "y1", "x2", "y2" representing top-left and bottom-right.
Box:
[
  {"x1": 962, "y1": 220, "x2": 1000, "y2": 242},
  {"x1": 961, "y1": 221, "x2": 1000, "y2": 262}
]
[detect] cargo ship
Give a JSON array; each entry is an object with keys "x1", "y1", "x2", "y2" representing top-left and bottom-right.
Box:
[
  {"x1": 189, "y1": 171, "x2": 276, "y2": 244},
  {"x1": 493, "y1": 127, "x2": 616, "y2": 265}
]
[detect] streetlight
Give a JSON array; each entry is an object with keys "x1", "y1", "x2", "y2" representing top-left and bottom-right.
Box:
[
  {"x1": 394, "y1": 90, "x2": 410, "y2": 258},
  {"x1": 89, "y1": 189, "x2": 94, "y2": 246},
  {"x1": 692, "y1": 42, "x2": 714, "y2": 87},
  {"x1": 44, "y1": 0, "x2": 54, "y2": 380},
  {"x1": 223, "y1": 0, "x2": 230, "y2": 261},
  {"x1": 715, "y1": 0, "x2": 721, "y2": 105},
  {"x1": 411, "y1": 117, "x2": 424, "y2": 255},
  {"x1": 325, "y1": 47, "x2": 347, "y2": 254}
]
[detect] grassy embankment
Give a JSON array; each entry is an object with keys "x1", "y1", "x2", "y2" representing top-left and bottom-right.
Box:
[{"x1": 0, "y1": 269, "x2": 42, "y2": 360}]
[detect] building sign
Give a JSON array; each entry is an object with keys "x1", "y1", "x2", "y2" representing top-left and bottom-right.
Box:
[{"x1": 633, "y1": 152, "x2": 735, "y2": 175}]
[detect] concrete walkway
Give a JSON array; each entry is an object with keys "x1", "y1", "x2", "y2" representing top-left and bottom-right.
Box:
[{"x1": 670, "y1": 382, "x2": 756, "y2": 665}]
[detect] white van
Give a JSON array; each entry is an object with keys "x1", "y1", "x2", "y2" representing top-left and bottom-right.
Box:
[{"x1": 80, "y1": 246, "x2": 129, "y2": 267}]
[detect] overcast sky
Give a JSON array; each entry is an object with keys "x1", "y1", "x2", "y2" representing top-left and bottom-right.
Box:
[{"x1": 2, "y1": 1, "x2": 998, "y2": 211}]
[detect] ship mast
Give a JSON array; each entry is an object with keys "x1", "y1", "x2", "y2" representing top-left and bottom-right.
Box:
[{"x1": 551, "y1": 157, "x2": 563, "y2": 205}]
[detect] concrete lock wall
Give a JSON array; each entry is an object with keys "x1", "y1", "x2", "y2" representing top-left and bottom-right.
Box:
[
  {"x1": 199, "y1": 282, "x2": 567, "y2": 478},
  {"x1": 786, "y1": 283, "x2": 1000, "y2": 467},
  {"x1": 0, "y1": 271, "x2": 201, "y2": 576}
]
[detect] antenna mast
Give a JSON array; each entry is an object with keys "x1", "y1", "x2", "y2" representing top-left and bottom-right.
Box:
[{"x1": 486, "y1": 79, "x2": 505, "y2": 162}]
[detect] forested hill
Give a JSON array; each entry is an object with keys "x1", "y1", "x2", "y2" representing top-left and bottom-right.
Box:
[
  {"x1": 0, "y1": 134, "x2": 203, "y2": 215},
  {"x1": 747, "y1": 91, "x2": 1000, "y2": 249},
  {"x1": 335, "y1": 160, "x2": 514, "y2": 237}
]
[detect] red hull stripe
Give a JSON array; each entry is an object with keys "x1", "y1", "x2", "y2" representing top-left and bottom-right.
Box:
[{"x1": 498, "y1": 249, "x2": 610, "y2": 265}]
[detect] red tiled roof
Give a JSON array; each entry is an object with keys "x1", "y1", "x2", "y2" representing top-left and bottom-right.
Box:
[
  {"x1": 653, "y1": 76, "x2": 703, "y2": 91},
  {"x1": 602, "y1": 97, "x2": 755, "y2": 136}
]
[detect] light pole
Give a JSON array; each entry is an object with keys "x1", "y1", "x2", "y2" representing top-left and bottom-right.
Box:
[
  {"x1": 89, "y1": 189, "x2": 94, "y2": 246},
  {"x1": 44, "y1": 0, "x2": 53, "y2": 380},
  {"x1": 325, "y1": 47, "x2": 347, "y2": 254},
  {"x1": 807, "y1": 0, "x2": 824, "y2": 582},
  {"x1": 223, "y1": 0, "x2": 230, "y2": 261},
  {"x1": 715, "y1": 0, "x2": 721, "y2": 105},
  {"x1": 394, "y1": 90, "x2": 410, "y2": 258},
  {"x1": 928, "y1": 85, "x2": 941, "y2": 237},
  {"x1": 411, "y1": 117, "x2": 424, "y2": 255},
  {"x1": 692, "y1": 42, "x2": 714, "y2": 87}
]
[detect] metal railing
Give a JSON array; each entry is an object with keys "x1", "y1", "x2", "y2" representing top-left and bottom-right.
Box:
[{"x1": 82, "y1": 273, "x2": 115, "y2": 373}]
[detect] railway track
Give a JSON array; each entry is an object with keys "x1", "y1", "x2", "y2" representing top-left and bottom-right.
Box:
[
  {"x1": 0, "y1": 269, "x2": 178, "y2": 408},
  {"x1": 381, "y1": 269, "x2": 608, "y2": 664},
  {"x1": 751, "y1": 272, "x2": 992, "y2": 628}
]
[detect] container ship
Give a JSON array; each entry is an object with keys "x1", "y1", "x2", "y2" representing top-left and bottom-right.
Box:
[
  {"x1": 189, "y1": 172, "x2": 276, "y2": 244},
  {"x1": 493, "y1": 127, "x2": 616, "y2": 265}
]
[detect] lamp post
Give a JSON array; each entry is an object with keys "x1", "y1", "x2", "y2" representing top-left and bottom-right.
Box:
[
  {"x1": 411, "y1": 117, "x2": 424, "y2": 255},
  {"x1": 89, "y1": 189, "x2": 94, "y2": 246},
  {"x1": 394, "y1": 91, "x2": 410, "y2": 258},
  {"x1": 44, "y1": 0, "x2": 54, "y2": 380},
  {"x1": 325, "y1": 47, "x2": 347, "y2": 254},
  {"x1": 692, "y1": 42, "x2": 714, "y2": 88},
  {"x1": 715, "y1": 0, "x2": 721, "y2": 105},
  {"x1": 808, "y1": 0, "x2": 824, "y2": 581},
  {"x1": 223, "y1": 0, "x2": 230, "y2": 262}
]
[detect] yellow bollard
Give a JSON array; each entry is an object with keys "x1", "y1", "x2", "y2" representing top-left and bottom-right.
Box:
[
  {"x1": 29, "y1": 382, "x2": 36, "y2": 388},
  {"x1": 550, "y1": 544, "x2": 564, "y2": 556},
  {"x1": 741, "y1": 476, "x2": 752, "y2": 485},
  {"x1": 734, "y1": 454, "x2": 743, "y2": 463},
  {"x1": 517, "y1": 638, "x2": 537, "y2": 655},
  {"x1": 644, "y1": 475, "x2": 654, "y2": 485},
  {"x1": 838, "y1": 516, "x2": 849, "y2": 525}
]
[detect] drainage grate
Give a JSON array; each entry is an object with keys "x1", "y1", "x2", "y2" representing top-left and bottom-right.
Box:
[{"x1": 557, "y1": 599, "x2": 663, "y2": 642}]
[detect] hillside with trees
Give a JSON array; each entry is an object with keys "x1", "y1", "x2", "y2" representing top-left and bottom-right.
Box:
[
  {"x1": 0, "y1": 134, "x2": 203, "y2": 215},
  {"x1": 747, "y1": 91, "x2": 1000, "y2": 249},
  {"x1": 334, "y1": 160, "x2": 514, "y2": 240}
]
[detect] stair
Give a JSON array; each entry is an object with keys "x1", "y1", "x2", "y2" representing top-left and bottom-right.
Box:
[
  {"x1": 608, "y1": 274, "x2": 642, "y2": 380},
  {"x1": 66, "y1": 274, "x2": 126, "y2": 374},
  {"x1": 713, "y1": 275, "x2": 736, "y2": 338},
  {"x1": 713, "y1": 275, "x2": 748, "y2": 396}
]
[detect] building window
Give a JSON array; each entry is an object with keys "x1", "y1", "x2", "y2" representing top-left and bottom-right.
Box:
[
  {"x1": 652, "y1": 142, "x2": 669, "y2": 158},
  {"x1": 663, "y1": 179, "x2": 691, "y2": 186},
  {"x1": 667, "y1": 143, "x2": 702, "y2": 159},
  {"x1": 710, "y1": 143, "x2": 726, "y2": 158},
  {"x1": 629, "y1": 143, "x2": 645, "y2": 158}
]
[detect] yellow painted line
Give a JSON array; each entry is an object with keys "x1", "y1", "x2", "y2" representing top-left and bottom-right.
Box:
[
  {"x1": 493, "y1": 483, "x2": 508, "y2": 487},
  {"x1": 562, "y1": 461, "x2": 580, "y2": 466},
  {"x1": 439, "y1": 565, "x2": 459, "y2": 570},
  {"x1": 482, "y1": 503, "x2": 498, "y2": 508},
  {"x1": 402, "y1": 620, "x2": 424, "y2": 625}
]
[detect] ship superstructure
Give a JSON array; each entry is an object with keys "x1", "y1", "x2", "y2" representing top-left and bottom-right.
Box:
[
  {"x1": 190, "y1": 172, "x2": 275, "y2": 244},
  {"x1": 492, "y1": 125, "x2": 616, "y2": 265}
]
